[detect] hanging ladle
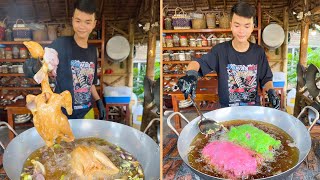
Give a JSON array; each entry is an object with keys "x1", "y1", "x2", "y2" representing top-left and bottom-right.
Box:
[{"x1": 190, "y1": 97, "x2": 225, "y2": 135}]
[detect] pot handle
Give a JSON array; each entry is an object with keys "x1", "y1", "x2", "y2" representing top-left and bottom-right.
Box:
[
  {"x1": 0, "y1": 122, "x2": 18, "y2": 150},
  {"x1": 167, "y1": 112, "x2": 190, "y2": 136},
  {"x1": 297, "y1": 106, "x2": 319, "y2": 131},
  {"x1": 143, "y1": 118, "x2": 160, "y2": 133}
]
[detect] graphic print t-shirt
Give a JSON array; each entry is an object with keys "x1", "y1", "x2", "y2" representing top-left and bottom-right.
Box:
[
  {"x1": 49, "y1": 36, "x2": 98, "y2": 118},
  {"x1": 196, "y1": 41, "x2": 272, "y2": 107}
]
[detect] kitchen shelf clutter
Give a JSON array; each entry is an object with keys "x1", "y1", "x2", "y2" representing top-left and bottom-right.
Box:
[{"x1": 162, "y1": 3, "x2": 261, "y2": 110}]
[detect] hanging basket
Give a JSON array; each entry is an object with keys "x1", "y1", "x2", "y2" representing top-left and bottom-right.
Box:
[
  {"x1": 219, "y1": 12, "x2": 230, "y2": 29},
  {"x1": 172, "y1": 7, "x2": 191, "y2": 29},
  {"x1": 206, "y1": 13, "x2": 216, "y2": 28},
  {"x1": 13, "y1": 19, "x2": 32, "y2": 41}
]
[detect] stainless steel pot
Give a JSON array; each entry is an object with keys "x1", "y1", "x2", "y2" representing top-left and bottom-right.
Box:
[
  {"x1": 167, "y1": 106, "x2": 319, "y2": 180},
  {"x1": 3, "y1": 119, "x2": 160, "y2": 180}
]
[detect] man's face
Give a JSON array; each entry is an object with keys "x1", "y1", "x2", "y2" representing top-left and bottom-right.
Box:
[
  {"x1": 230, "y1": 13, "x2": 254, "y2": 43},
  {"x1": 72, "y1": 9, "x2": 96, "y2": 39}
]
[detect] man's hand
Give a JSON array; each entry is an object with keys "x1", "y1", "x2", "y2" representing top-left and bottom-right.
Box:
[
  {"x1": 23, "y1": 58, "x2": 42, "y2": 78},
  {"x1": 96, "y1": 99, "x2": 106, "y2": 120},
  {"x1": 267, "y1": 89, "x2": 280, "y2": 109},
  {"x1": 177, "y1": 70, "x2": 198, "y2": 99},
  {"x1": 43, "y1": 47, "x2": 59, "y2": 77}
]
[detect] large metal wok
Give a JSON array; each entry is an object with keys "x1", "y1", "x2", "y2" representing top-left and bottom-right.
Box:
[
  {"x1": 2, "y1": 119, "x2": 160, "y2": 180},
  {"x1": 167, "y1": 106, "x2": 319, "y2": 180}
]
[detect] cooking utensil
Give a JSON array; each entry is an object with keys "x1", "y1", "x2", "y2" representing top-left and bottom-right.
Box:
[
  {"x1": 167, "y1": 106, "x2": 319, "y2": 179},
  {"x1": 106, "y1": 35, "x2": 130, "y2": 62},
  {"x1": 3, "y1": 119, "x2": 160, "y2": 180},
  {"x1": 190, "y1": 97, "x2": 223, "y2": 135},
  {"x1": 262, "y1": 23, "x2": 285, "y2": 50}
]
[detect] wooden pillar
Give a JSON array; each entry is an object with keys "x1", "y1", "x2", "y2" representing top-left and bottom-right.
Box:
[
  {"x1": 145, "y1": 0, "x2": 157, "y2": 80},
  {"x1": 294, "y1": 15, "x2": 311, "y2": 116},
  {"x1": 127, "y1": 19, "x2": 135, "y2": 87},
  {"x1": 282, "y1": 7, "x2": 289, "y2": 108}
]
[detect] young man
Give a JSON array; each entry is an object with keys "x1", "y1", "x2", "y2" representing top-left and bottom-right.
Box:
[
  {"x1": 24, "y1": 0, "x2": 106, "y2": 119},
  {"x1": 178, "y1": 2, "x2": 280, "y2": 109}
]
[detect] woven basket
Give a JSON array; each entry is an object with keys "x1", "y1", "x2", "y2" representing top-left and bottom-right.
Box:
[
  {"x1": 32, "y1": 23, "x2": 48, "y2": 41},
  {"x1": 0, "y1": 17, "x2": 7, "y2": 41},
  {"x1": 219, "y1": 13, "x2": 230, "y2": 29},
  {"x1": 206, "y1": 13, "x2": 216, "y2": 28},
  {"x1": 192, "y1": 18, "x2": 206, "y2": 29},
  {"x1": 13, "y1": 19, "x2": 32, "y2": 41},
  {"x1": 172, "y1": 7, "x2": 191, "y2": 29}
]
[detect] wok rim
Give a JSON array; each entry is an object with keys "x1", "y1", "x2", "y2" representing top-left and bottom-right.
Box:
[{"x1": 176, "y1": 106, "x2": 311, "y2": 179}]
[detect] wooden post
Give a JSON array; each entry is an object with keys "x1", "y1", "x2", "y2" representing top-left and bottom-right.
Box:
[
  {"x1": 145, "y1": 0, "x2": 157, "y2": 80},
  {"x1": 127, "y1": 19, "x2": 134, "y2": 88},
  {"x1": 294, "y1": 13, "x2": 311, "y2": 116},
  {"x1": 282, "y1": 6, "x2": 289, "y2": 109}
]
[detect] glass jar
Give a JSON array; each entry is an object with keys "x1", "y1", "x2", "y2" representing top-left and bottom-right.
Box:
[
  {"x1": 12, "y1": 46, "x2": 19, "y2": 59},
  {"x1": 165, "y1": 35, "x2": 173, "y2": 47},
  {"x1": 180, "y1": 36, "x2": 188, "y2": 47},
  {"x1": 164, "y1": 17, "x2": 172, "y2": 30},
  {"x1": 173, "y1": 34, "x2": 180, "y2": 47},
  {"x1": 173, "y1": 53, "x2": 179, "y2": 61},
  {"x1": 202, "y1": 39, "x2": 208, "y2": 47},
  {"x1": 0, "y1": 45, "x2": 5, "y2": 59},
  {"x1": 189, "y1": 50, "x2": 195, "y2": 57},
  {"x1": 207, "y1": 38, "x2": 212, "y2": 46},
  {"x1": 163, "y1": 53, "x2": 170, "y2": 61},
  {"x1": 5, "y1": 47, "x2": 12, "y2": 59},
  {"x1": 189, "y1": 38, "x2": 196, "y2": 47},
  {"x1": 5, "y1": 28, "x2": 12, "y2": 41},
  {"x1": 212, "y1": 38, "x2": 217, "y2": 46},
  {"x1": 196, "y1": 38, "x2": 202, "y2": 47},
  {"x1": 185, "y1": 52, "x2": 191, "y2": 60},
  {"x1": 19, "y1": 47, "x2": 28, "y2": 58},
  {"x1": 218, "y1": 38, "x2": 225, "y2": 44},
  {"x1": 179, "y1": 52, "x2": 185, "y2": 61},
  {"x1": 195, "y1": 51, "x2": 201, "y2": 58},
  {"x1": 2, "y1": 64, "x2": 8, "y2": 73}
]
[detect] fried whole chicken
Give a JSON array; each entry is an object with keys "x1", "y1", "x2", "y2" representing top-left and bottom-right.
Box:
[
  {"x1": 70, "y1": 146, "x2": 120, "y2": 178},
  {"x1": 25, "y1": 41, "x2": 74, "y2": 147}
]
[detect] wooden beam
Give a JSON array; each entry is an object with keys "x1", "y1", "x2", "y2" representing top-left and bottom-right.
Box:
[
  {"x1": 281, "y1": 6, "x2": 289, "y2": 109},
  {"x1": 264, "y1": 11, "x2": 283, "y2": 24},
  {"x1": 98, "y1": 0, "x2": 105, "y2": 19},
  {"x1": 65, "y1": 0, "x2": 69, "y2": 18},
  {"x1": 46, "y1": 0, "x2": 53, "y2": 21},
  {"x1": 127, "y1": 19, "x2": 134, "y2": 87},
  {"x1": 145, "y1": 0, "x2": 156, "y2": 80},
  {"x1": 31, "y1": 0, "x2": 38, "y2": 21},
  {"x1": 106, "y1": 22, "x2": 129, "y2": 37}
]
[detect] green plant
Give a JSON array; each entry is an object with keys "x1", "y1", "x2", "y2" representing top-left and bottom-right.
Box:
[
  {"x1": 133, "y1": 62, "x2": 160, "y2": 101},
  {"x1": 287, "y1": 47, "x2": 320, "y2": 88}
]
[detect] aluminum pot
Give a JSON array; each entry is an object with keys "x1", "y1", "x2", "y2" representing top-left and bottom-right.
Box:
[
  {"x1": 3, "y1": 119, "x2": 160, "y2": 180},
  {"x1": 167, "y1": 106, "x2": 319, "y2": 180}
]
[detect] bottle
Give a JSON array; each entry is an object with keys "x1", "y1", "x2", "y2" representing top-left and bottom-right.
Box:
[
  {"x1": 286, "y1": 88, "x2": 296, "y2": 115},
  {"x1": 133, "y1": 103, "x2": 143, "y2": 130}
]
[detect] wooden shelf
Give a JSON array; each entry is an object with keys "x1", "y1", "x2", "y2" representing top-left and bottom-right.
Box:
[
  {"x1": 163, "y1": 47, "x2": 212, "y2": 51},
  {"x1": 163, "y1": 61, "x2": 191, "y2": 64},
  {"x1": 0, "y1": 59, "x2": 26, "y2": 62},
  {"x1": 163, "y1": 73, "x2": 217, "y2": 77},
  {"x1": 0, "y1": 73, "x2": 25, "y2": 76},
  {"x1": 0, "y1": 41, "x2": 52, "y2": 45},
  {"x1": 163, "y1": 28, "x2": 259, "y2": 33},
  {"x1": 88, "y1": 39, "x2": 103, "y2": 44},
  {"x1": 0, "y1": 87, "x2": 41, "y2": 90}
]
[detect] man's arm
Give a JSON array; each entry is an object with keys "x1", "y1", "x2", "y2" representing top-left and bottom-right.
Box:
[
  {"x1": 263, "y1": 81, "x2": 274, "y2": 93},
  {"x1": 91, "y1": 85, "x2": 100, "y2": 101},
  {"x1": 186, "y1": 61, "x2": 200, "y2": 71}
]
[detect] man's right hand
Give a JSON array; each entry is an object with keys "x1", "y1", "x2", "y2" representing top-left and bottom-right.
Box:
[
  {"x1": 177, "y1": 70, "x2": 199, "y2": 99},
  {"x1": 23, "y1": 58, "x2": 42, "y2": 78}
]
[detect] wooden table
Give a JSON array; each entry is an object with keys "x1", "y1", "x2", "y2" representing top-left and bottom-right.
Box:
[{"x1": 4, "y1": 100, "x2": 32, "y2": 140}]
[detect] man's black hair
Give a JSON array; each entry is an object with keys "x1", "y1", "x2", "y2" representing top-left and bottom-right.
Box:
[
  {"x1": 231, "y1": 2, "x2": 256, "y2": 19},
  {"x1": 74, "y1": 0, "x2": 97, "y2": 17}
]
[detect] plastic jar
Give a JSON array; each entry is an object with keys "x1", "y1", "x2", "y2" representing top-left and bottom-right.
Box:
[
  {"x1": 19, "y1": 47, "x2": 28, "y2": 58},
  {"x1": 163, "y1": 53, "x2": 170, "y2": 61},
  {"x1": 164, "y1": 17, "x2": 172, "y2": 30},
  {"x1": 2, "y1": 64, "x2": 8, "y2": 73},
  {"x1": 189, "y1": 38, "x2": 196, "y2": 47},
  {"x1": 5, "y1": 47, "x2": 12, "y2": 59},
  {"x1": 207, "y1": 38, "x2": 212, "y2": 46},
  {"x1": 173, "y1": 53, "x2": 179, "y2": 60},
  {"x1": 180, "y1": 36, "x2": 188, "y2": 47},
  {"x1": 173, "y1": 34, "x2": 180, "y2": 47},
  {"x1": 165, "y1": 35, "x2": 173, "y2": 47},
  {"x1": 12, "y1": 46, "x2": 19, "y2": 59},
  {"x1": 202, "y1": 39, "x2": 208, "y2": 47},
  {"x1": 0, "y1": 46, "x2": 5, "y2": 59},
  {"x1": 185, "y1": 52, "x2": 191, "y2": 60},
  {"x1": 196, "y1": 38, "x2": 202, "y2": 47}
]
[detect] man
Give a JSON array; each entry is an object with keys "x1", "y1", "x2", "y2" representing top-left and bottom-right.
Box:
[
  {"x1": 178, "y1": 2, "x2": 280, "y2": 109},
  {"x1": 24, "y1": 0, "x2": 106, "y2": 119}
]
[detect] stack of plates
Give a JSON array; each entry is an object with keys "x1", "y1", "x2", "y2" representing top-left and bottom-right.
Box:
[
  {"x1": 179, "y1": 100, "x2": 193, "y2": 108},
  {"x1": 14, "y1": 114, "x2": 32, "y2": 124}
]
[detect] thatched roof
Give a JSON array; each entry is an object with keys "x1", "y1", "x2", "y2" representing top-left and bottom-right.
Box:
[
  {"x1": 0, "y1": 0, "x2": 160, "y2": 43},
  {"x1": 163, "y1": 0, "x2": 320, "y2": 31}
]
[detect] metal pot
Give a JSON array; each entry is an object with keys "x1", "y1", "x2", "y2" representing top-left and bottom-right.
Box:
[
  {"x1": 262, "y1": 23, "x2": 285, "y2": 50},
  {"x1": 167, "y1": 106, "x2": 319, "y2": 180},
  {"x1": 3, "y1": 119, "x2": 160, "y2": 180}
]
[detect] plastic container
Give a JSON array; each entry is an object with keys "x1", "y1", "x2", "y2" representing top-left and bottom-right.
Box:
[
  {"x1": 273, "y1": 72, "x2": 286, "y2": 87},
  {"x1": 180, "y1": 36, "x2": 188, "y2": 47},
  {"x1": 132, "y1": 103, "x2": 143, "y2": 130},
  {"x1": 189, "y1": 38, "x2": 196, "y2": 47},
  {"x1": 286, "y1": 88, "x2": 296, "y2": 115},
  {"x1": 103, "y1": 86, "x2": 132, "y2": 104},
  {"x1": 165, "y1": 35, "x2": 173, "y2": 47}
]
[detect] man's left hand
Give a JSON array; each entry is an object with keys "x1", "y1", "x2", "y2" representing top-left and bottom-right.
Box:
[
  {"x1": 267, "y1": 89, "x2": 280, "y2": 109},
  {"x1": 96, "y1": 99, "x2": 106, "y2": 120}
]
